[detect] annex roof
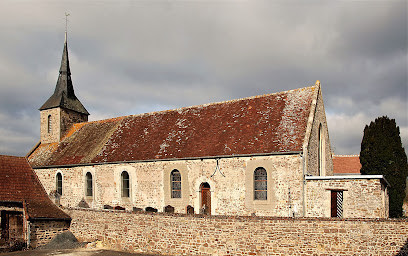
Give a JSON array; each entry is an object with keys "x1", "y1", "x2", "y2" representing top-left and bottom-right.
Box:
[
  {"x1": 333, "y1": 155, "x2": 362, "y2": 174},
  {"x1": 29, "y1": 85, "x2": 317, "y2": 168},
  {"x1": 0, "y1": 155, "x2": 71, "y2": 220}
]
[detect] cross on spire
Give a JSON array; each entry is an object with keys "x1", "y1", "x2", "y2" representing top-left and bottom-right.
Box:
[{"x1": 65, "y1": 12, "x2": 70, "y2": 33}]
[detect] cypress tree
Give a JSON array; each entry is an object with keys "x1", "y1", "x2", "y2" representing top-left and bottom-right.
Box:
[{"x1": 360, "y1": 116, "x2": 408, "y2": 218}]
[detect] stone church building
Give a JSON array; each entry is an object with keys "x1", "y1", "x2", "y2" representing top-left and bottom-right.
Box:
[{"x1": 27, "y1": 35, "x2": 389, "y2": 218}]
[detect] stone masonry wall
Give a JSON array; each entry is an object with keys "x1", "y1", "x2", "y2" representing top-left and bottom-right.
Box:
[
  {"x1": 35, "y1": 155, "x2": 304, "y2": 217},
  {"x1": 60, "y1": 108, "x2": 88, "y2": 139},
  {"x1": 67, "y1": 208, "x2": 408, "y2": 256},
  {"x1": 40, "y1": 107, "x2": 87, "y2": 144},
  {"x1": 40, "y1": 108, "x2": 61, "y2": 144},
  {"x1": 29, "y1": 220, "x2": 70, "y2": 248},
  {"x1": 306, "y1": 178, "x2": 389, "y2": 218},
  {"x1": 306, "y1": 86, "x2": 333, "y2": 177}
]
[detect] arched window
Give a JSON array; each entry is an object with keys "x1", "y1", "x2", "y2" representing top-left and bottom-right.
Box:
[
  {"x1": 171, "y1": 170, "x2": 181, "y2": 198},
  {"x1": 121, "y1": 171, "x2": 130, "y2": 198},
  {"x1": 318, "y1": 124, "x2": 325, "y2": 175},
  {"x1": 56, "y1": 173, "x2": 63, "y2": 195},
  {"x1": 254, "y1": 167, "x2": 267, "y2": 200},
  {"x1": 47, "y1": 115, "x2": 52, "y2": 133},
  {"x1": 86, "y1": 172, "x2": 93, "y2": 197}
]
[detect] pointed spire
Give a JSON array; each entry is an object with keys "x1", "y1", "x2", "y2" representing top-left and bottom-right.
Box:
[
  {"x1": 40, "y1": 33, "x2": 89, "y2": 115},
  {"x1": 53, "y1": 30, "x2": 74, "y2": 97}
]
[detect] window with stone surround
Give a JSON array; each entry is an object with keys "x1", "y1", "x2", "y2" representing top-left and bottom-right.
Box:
[
  {"x1": 121, "y1": 171, "x2": 130, "y2": 198},
  {"x1": 171, "y1": 169, "x2": 181, "y2": 198},
  {"x1": 56, "y1": 172, "x2": 62, "y2": 195},
  {"x1": 86, "y1": 172, "x2": 93, "y2": 197},
  {"x1": 254, "y1": 167, "x2": 267, "y2": 200}
]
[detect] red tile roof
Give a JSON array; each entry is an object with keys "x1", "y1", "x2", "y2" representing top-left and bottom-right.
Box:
[
  {"x1": 29, "y1": 86, "x2": 317, "y2": 167},
  {"x1": 333, "y1": 155, "x2": 362, "y2": 174},
  {"x1": 0, "y1": 155, "x2": 71, "y2": 220}
]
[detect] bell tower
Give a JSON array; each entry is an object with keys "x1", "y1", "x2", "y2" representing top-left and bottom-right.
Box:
[{"x1": 39, "y1": 32, "x2": 89, "y2": 144}]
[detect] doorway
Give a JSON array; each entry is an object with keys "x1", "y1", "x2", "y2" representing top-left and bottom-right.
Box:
[
  {"x1": 0, "y1": 210, "x2": 24, "y2": 246},
  {"x1": 200, "y1": 182, "x2": 211, "y2": 215}
]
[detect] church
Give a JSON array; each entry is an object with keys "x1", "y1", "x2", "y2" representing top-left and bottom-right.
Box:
[{"x1": 27, "y1": 34, "x2": 389, "y2": 218}]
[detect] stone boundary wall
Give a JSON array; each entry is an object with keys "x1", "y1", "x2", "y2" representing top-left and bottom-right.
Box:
[
  {"x1": 67, "y1": 208, "x2": 408, "y2": 255},
  {"x1": 30, "y1": 220, "x2": 70, "y2": 248}
]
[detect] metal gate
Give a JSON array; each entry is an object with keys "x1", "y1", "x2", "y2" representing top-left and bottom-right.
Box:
[{"x1": 331, "y1": 190, "x2": 343, "y2": 218}]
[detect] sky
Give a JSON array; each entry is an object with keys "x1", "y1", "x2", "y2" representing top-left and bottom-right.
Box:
[{"x1": 0, "y1": 0, "x2": 406, "y2": 157}]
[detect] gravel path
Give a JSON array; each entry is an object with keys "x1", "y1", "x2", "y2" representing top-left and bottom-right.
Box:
[
  {"x1": 0, "y1": 232, "x2": 164, "y2": 256},
  {"x1": 0, "y1": 248, "x2": 161, "y2": 256}
]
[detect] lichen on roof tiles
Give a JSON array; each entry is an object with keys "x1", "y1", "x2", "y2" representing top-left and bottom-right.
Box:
[{"x1": 29, "y1": 86, "x2": 316, "y2": 167}]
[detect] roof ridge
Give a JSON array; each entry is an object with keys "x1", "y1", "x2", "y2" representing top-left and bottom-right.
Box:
[
  {"x1": 75, "y1": 116, "x2": 125, "y2": 125},
  {"x1": 85, "y1": 85, "x2": 315, "y2": 124}
]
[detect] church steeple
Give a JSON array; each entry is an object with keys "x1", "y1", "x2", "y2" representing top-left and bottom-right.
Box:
[
  {"x1": 39, "y1": 33, "x2": 89, "y2": 144},
  {"x1": 40, "y1": 32, "x2": 89, "y2": 115}
]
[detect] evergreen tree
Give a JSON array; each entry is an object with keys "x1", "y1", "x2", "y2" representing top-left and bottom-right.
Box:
[{"x1": 360, "y1": 116, "x2": 408, "y2": 218}]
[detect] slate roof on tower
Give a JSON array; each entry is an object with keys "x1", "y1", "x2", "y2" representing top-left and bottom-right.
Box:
[
  {"x1": 0, "y1": 155, "x2": 71, "y2": 220},
  {"x1": 39, "y1": 33, "x2": 89, "y2": 115},
  {"x1": 29, "y1": 85, "x2": 318, "y2": 168}
]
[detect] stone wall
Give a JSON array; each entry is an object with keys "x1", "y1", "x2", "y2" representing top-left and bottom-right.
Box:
[
  {"x1": 40, "y1": 107, "x2": 87, "y2": 144},
  {"x1": 305, "y1": 85, "x2": 333, "y2": 177},
  {"x1": 60, "y1": 108, "x2": 88, "y2": 139},
  {"x1": 67, "y1": 208, "x2": 408, "y2": 256},
  {"x1": 306, "y1": 177, "x2": 389, "y2": 218},
  {"x1": 40, "y1": 108, "x2": 61, "y2": 144},
  {"x1": 35, "y1": 154, "x2": 305, "y2": 217},
  {"x1": 29, "y1": 220, "x2": 70, "y2": 248}
]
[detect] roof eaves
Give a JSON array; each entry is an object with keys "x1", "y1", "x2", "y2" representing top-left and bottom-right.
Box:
[
  {"x1": 305, "y1": 175, "x2": 391, "y2": 187},
  {"x1": 28, "y1": 216, "x2": 72, "y2": 221},
  {"x1": 31, "y1": 150, "x2": 303, "y2": 169}
]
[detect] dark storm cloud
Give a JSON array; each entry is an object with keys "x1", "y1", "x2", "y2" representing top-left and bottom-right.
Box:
[
  {"x1": 0, "y1": 1, "x2": 406, "y2": 156},
  {"x1": 331, "y1": 1, "x2": 406, "y2": 60}
]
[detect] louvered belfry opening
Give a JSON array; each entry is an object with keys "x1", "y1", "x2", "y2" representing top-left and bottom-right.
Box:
[
  {"x1": 331, "y1": 190, "x2": 343, "y2": 218},
  {"x1": 200, "y1": 183, "x2": 211, "y2": 215},
  {"x1": 56, "y1": 173, "x2": 63, "y2": 195}
]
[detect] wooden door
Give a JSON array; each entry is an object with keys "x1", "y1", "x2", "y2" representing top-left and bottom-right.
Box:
[
  {"x1": 0, "y1": 211, "x2": 24, "y2": 245},
  {"x1": 200, "y1": 183, "x2": 211, "y2": 215},
  {"x1": 8, "y1": 213, "x2": 24, "y2": 242}
]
